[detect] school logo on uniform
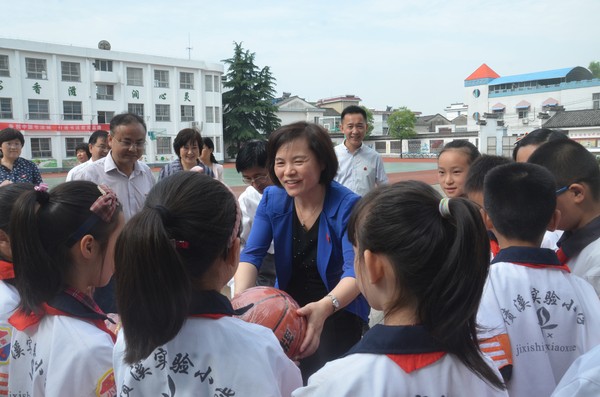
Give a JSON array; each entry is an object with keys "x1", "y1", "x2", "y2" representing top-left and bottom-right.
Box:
[
  {"x1": 95, "y1": 369, "x2": 117, "y2": 397},
  {"x1": 0, "y1": 327, "x2": 11, "y2": 365}
]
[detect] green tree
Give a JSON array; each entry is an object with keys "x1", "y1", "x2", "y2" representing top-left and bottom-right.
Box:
[
  {"x1": 222, "y1": 42, "x2": 281, "y2": 158},
  {"x1": 387, "y1": 107, "x2": 417, "y2": 158},
  {"x1": 361, "y1": 106, "x2": 375, "y2": 136},
  {"x1": 589, "y1": 61, "x2": 600, "y2": 79}
]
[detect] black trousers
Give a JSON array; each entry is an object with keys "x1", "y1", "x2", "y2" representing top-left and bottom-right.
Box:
[{"x1": 299, "y1": 309, "x2": 364, "y2": 384}]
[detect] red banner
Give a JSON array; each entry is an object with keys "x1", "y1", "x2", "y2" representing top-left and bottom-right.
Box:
[{"x1": 0, "y1": 123, "x2": 110, "y2": 132}]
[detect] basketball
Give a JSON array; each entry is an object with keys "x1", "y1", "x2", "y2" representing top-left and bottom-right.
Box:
[{"x1": 231, "y1": 286, "x2": 307, "y2": 359}]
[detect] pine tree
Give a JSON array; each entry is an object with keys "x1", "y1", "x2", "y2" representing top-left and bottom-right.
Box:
[{"x1": 222, "y1": 42, "x2": 280, "y2": 157}]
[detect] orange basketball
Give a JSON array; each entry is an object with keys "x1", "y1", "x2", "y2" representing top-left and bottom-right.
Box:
[{"x1": 231, "y1": 286, "x2": 307, "y2": 359}]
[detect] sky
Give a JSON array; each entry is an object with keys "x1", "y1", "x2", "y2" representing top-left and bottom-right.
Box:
[{"x1": 3, "y1": 0, "x2": 599, "y2": 115}]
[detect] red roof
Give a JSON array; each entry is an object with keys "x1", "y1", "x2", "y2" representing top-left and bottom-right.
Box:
[{"x1": 465, "y1": 64, "x2": 500, "y2": 81}]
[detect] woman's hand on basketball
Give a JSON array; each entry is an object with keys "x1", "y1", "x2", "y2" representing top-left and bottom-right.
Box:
[{"x1": 295, "y1": 298, "x2": 332, "y2": 359}]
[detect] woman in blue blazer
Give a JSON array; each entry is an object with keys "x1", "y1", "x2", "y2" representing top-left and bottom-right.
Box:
[{"x1": 236, "y1": 122, "x2": 369, "y2": 383}]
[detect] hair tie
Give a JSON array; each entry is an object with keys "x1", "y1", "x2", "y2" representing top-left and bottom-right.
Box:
[
  {"x1": 35, "y1": 184, "x2": 50, "y2": 205},
  {"x1": 34, "y1": 183, "x2": 48, "y2": 192},
  {"x1": 65, "y1": 185, "x2": 120, "y2": 247},
  {"x1": 90, "y1": 185, "x2": 120, "y2": 223},
  {"x1": 439, "y1": 197, "x2": 451, "y2": 218}
]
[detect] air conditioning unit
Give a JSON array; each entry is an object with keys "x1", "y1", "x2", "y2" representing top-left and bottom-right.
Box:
[
  {"x1": 522, "y1": 119, "x2": 529, "y2": 124},
  {"x1": 191, "y1": 121, "x2": 203, "y2": 131}
]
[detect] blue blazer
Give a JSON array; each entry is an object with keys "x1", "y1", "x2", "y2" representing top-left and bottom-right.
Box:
[{"x1": 240, "y1": 181, "x2": 369, "y2": 322}]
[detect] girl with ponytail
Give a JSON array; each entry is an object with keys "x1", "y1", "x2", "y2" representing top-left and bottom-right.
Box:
[
  {"x1": 113, "y1": 172, "x2": 301, "y2": 396},
  {"x1": 8, "y1": 181, "x2": 124, "y2": 396},
  {"x1": 293, "y1": 181, "x2": 507, "y2": 396}
]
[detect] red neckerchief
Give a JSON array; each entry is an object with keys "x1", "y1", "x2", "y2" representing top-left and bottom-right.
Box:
[
  {"x1": 556, "y1": 247, "x2": 568, "y2": 265},
  {"x1": 386, "y1": 351, "x2": 446, "y2": 373},
  {"x1": 490, "y1": 239, "x2": 500, "y2": 257},
  {"x1": 8, "y1": 288, "x2": 115, "y2": 342},
  {"x1": 0, "y1": 260, "x2": 14, "y2": 280}
]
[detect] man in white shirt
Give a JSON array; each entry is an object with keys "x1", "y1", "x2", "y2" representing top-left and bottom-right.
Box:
[
  {"x1": 66, "y1": 130, "x2": 109, "y2": 181},
  {"x1": 76, "y1": 113, "x2": 155, "y2": 221},
  {"x1": 334, "y1": 105, "x2": 388, "y2": 197},
  {"x1": 76, "y1": 113, "x2": 155, "y2": 313}
]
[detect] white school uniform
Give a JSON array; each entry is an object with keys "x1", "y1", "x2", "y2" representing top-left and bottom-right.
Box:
[
  {"x1": 552, "y1": 343, "x2": 600, "y2": 397},
  {"x1": 0, "y1": 261, "x2": 19, "y2": 396},
  {"x1": 293, "y1": 324, "x2": 507, "y2": 397},
  {"x1": 478, "y1": 247, "x2": 600, "y2": 397},
  {"x1": 8, "y1": 292, "x2": 116, "y2": 397},
  {"x1": 113, "y1": 290, "x2": 301, "y2": 397},
  {"x1": 557, "y1": 215, "x2": 600, "y2": 296}
]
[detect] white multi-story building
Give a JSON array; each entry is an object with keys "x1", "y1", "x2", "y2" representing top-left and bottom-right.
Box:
[
  {"x1": 464, "y1": 63, "x2": 600, "y2": 136},
  {"x1": 0, "y1": 38, "x2": 224, "y2": 170}
]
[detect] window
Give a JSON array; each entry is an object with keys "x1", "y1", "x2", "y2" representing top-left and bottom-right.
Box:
[
  {"x1": 472, "y1": 112, "x2": 480, "y2": 121},
  {"x1": 65, "y1": 137, "x2": 85, "y2": 157},
  {"x1": 61, "y1": 62, "x2": 80, "y2": 82},
  {"x1": 128, "y1": 103, "x2": 144, "y2": 117},
  {"x1": 96, "y1": 84, "x2": 114, "y2": 100},
  {"x1": 205, "y1": 75, "x2": 214, "y2": 92},
  {"x1": 156, "y1": 137, "x2": 172, "y2": 155},
  {"x1": 181, "y1": 105, "x2": 195, "y2": 122},
  {"x1": 205, "y1": 106, "x2": 214, "y2": 123},
  {"x1": 214, "y1": 76, "x2": 220, "y2": 92},
  {"x1": 155, "y1": 104, "x2": 170, "y2": 122},
  {"x1": 180, "y1": 72, "x2": 194, "y2": 89},
  {"x1": 25, "y1": 58, "x2": 47, "y2": 79},
  {"x1": 94, "y1": 59, "x2": 113, "y2": 72},
  {"x1": 518, "y1": 110, "x2": 529, "y2": 119},
  {"x1": 154, "y1": 70, "x2": 169, "y2": 88},
  {"x1": 594, "y1": 93, "x2": 600, "y2": 110},
  {"x1": 30, "y1": 138, "x2": 52, "y2": 158},
  {"x1": 472, "y1": 89, "x2": 480, "y2": 98},
  {"x1": 214, "y1": 106, "x2": 220, "y2": 123},
  {"x1": 97, "y1": 111, "x2": 115, "y2": 124},
  {"x1": 28, "y1": 99, "x2": 49, "y2": 120},
  {"x1": 127, "y1": 67, "x2": 143, "y2": 86},
  {"x1": 0, "y1": 98, "x2": 12, "y2": 119},
  {"x1": 63, "y1": 101, "x2": 83, "y2": 120},
  {"x1": 0, "y1": 55, "x2": 9, "y2": 77}
]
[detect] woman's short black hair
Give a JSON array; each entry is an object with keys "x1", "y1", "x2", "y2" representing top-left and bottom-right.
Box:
[
  {"x1": 267, "y1": 122, "x2": 338, "y2": 188},
  {"x1": 0, "y1": 128, "x2": 25, "y2": 146},
  {"x1": 173, "y1": 128, "x2": 202, "y2": 159}
]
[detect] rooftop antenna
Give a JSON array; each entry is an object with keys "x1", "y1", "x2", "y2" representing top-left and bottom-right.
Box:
[{"x1": 186, "y1": 33, "x2": 192, "y2": 60}]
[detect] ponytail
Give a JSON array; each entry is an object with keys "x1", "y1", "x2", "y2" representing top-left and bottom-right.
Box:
[
  {"x1": 348, "y1": 181, "x2": 504, "y2": 389},
  {"x1": 115, "y1": 208, "x2": 191, "y2": 364},
  {"x1": 10, "y1": 181, "x2": 121, "y2": 314},
  {"x1": 115, "y1": 172, "x2": 239, "y2": 363}
]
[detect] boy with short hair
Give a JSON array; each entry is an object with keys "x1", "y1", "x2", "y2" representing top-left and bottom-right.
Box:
[
  {"x1": 235, "y1": 140, "x2": 275, "y2": 289},
  {"x1": 477, "y1": 162, "x2": 600, "y2": 397},
  {"x1": 464, "y1": 155, "x2": 513, "y2": 258},
  {"x1": 529, "y1": 139, "x2": 600, "y2": 295}
]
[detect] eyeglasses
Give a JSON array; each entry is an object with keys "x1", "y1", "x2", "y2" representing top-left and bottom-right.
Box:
[
  {"x1": 94, "y1": 144, "x2": 108, "y2": 151},
  {"x1": 242, "y1": 174, "x2": 269, "y2": 185},
  {"x1": 2, "y1": 142, "x2": 22, "y2": 148},
  {"x1": 556, "y1": 186, "x2": 569, "y2": 195},
  {"x1": 115, "y1": 138, "x2": 145, "y2": 150}
]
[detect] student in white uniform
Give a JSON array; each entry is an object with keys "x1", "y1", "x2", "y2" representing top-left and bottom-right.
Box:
[
  {"x1": 478, "y1": 163, "x2": 600, "y2": 397},
  {"x1": 293, "y1": 181, "x2": 507, "y2": 397},
  {"x1": 7, "y1": 181, "x2": 124, "y2": 397},
  {"x1": 529, "y1": 139, "x2": 600, "y2": 296},
  {"x1": 552, "y1": 343, "x2": 600, "y2": 396},
  {"x1": 0, "y1": 183, "x2": 34, "y2": 396},
  {"x1": 113, "y1": 172, "x2": 302, "y2": 397}
]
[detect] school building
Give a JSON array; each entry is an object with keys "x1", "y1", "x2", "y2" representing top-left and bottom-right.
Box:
[{"x1": 0, "y1": 38, "x2": 224, "y2": 171}]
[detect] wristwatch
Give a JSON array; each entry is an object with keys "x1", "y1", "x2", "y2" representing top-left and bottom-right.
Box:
[{"x1": 326, "y1": 294, "x2": 340, "y2": 312}]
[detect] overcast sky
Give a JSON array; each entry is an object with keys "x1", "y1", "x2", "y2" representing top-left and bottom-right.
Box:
[{"x1": 3, "y1": 0, "x2": 599, "y2": 115}]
